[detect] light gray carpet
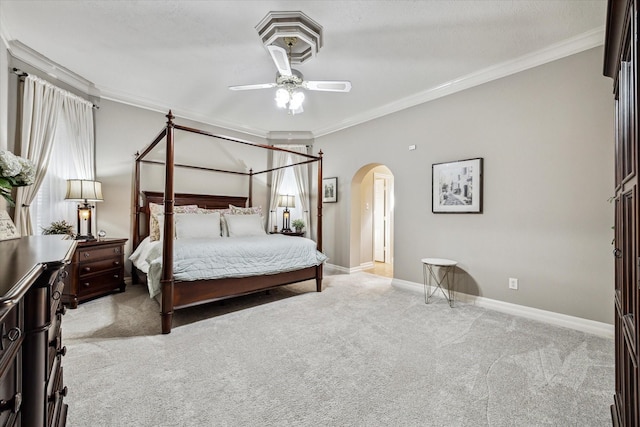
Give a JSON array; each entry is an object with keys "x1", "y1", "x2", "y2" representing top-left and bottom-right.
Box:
[{"x1": 62, "y1": 272, "x2": 614, "y2": 426}]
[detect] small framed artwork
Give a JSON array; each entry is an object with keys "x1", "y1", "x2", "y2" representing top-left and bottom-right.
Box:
[
  {"x1": 0, "y1": 210, "x2": 20, "y2": 240},
  {"x1": 432, "y1": 158, "x2": 483, "y2": 213},
  {"x1": 322, "y1": 177, "x2": 338, "y2": 203}
]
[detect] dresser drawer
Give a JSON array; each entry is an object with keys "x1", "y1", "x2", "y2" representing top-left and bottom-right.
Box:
[
  {"x1": 77, "y1": 244, "x2": 122, "y2": 262},
  {"x1": 47, "y1": 363, "x2": 66, "y2": 427},
  {"x1": 0, "y1": 304, "x2": 22, "y2": 377},
  {"x1": 0, "y1": 360, "x2": 20, "y2": 427},
  {"x1": 78, "y1": 257, "x2": 124, "y2": 277}
]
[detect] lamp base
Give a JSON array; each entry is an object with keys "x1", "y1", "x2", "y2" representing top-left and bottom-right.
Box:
[{"x1": 75, "y1": 234, "x2": 96, "y2": 241}]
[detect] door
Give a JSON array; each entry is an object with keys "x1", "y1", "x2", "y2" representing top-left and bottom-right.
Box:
[{"x1": 374, "y1": 177, "x2": 386, "y2": 262}]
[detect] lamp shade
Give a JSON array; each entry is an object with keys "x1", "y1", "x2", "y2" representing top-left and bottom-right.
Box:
[
  {"x1": 277, "y1": 194, "x2": 295, "y2": 208},
  {"x1": 65, "y1": 180, "x2": 103, "y2": 201}
]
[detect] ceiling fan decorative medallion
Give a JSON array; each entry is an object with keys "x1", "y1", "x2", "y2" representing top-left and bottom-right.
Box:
[
  {"x1": 255, "y1": 11, "x2": 322, "y2": 64},
  {"x1": 229, "y1": 11, "x2": 352, "y2": 115}
]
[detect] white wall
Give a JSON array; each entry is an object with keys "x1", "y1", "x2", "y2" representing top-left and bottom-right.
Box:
[{"x1": 316, "y1": 47, "x2": 614, "y2": 324}]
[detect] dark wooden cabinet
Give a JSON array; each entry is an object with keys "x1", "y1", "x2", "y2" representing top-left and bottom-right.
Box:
[
  {"x1": 0, "y1": 235, "x2": 76, "y2": 427},
  {"x1": 62, "y1": 238, "x2": 127, "y2": 308},
  {"x1": 605, "y1": 1, "x2": 640, "y2": 425}
]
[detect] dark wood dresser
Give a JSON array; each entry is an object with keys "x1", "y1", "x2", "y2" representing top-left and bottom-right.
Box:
[
  {"x1": 62, "y1": 238, "x2": 127, "y2": 308},
  {"x1": 0, "y1": 235, "x2": 75, "y2": 427},
  {"x1": 604, "y1": 0, "x2": 640, "y2": 425}
]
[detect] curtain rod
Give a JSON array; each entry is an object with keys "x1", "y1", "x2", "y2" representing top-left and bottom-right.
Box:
[{"x1": 12, "y1": 67, "x2": 99, "y2": 109}]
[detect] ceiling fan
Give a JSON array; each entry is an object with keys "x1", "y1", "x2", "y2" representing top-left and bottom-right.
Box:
[{"x1": 229, "y1": 37, "x2": 351, "y2": 114}]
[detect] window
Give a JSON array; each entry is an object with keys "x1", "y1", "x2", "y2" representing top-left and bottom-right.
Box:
[{"x1": 30, "y1": 115, "x2": 89, "y2": 234}]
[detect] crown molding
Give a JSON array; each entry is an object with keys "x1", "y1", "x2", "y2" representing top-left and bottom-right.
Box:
[
  {"x1": 267, "y1": 130, "x2": 314, "y2": 141},
  {"x1": 6, "y1": 39, "x2": 100, "y2": 98},
  {"x1": 313, "y1": 26, "x2": 605, "y2": 138}
]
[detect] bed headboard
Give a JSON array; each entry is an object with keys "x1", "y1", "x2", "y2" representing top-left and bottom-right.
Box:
[{"x1": 134, "y1": 191, "x2": 248, "y2": 248}]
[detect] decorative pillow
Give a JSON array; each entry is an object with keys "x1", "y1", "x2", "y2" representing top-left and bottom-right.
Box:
[
  {"x1": 224, "y1": 214, "x2": 266, "y2": 237},
  {"x1": 148, "y1": 203, "x2": 198, "y2": 241},
  {"x1": 175, "y1": 212, "x2": 222, "y2": 239},
  {"x1": 229, "y1": 204, "x2": 263, "y2": 217},
  {"x1": 198, "y1": 208, "x2": 231, "y2": 236}
]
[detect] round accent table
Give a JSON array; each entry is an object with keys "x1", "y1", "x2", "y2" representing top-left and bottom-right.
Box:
[{"x1": 421, "y1": 258, "x2": 457, "y2": 307}]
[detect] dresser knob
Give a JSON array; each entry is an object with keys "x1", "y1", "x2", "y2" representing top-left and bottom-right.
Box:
[
  {"x1": 0, "y1": 392, "x2": 21, "y2": 414},
  {"x1": 57, "y1": 305, "x2": 67, "y2": 316},
  {"x1": 83, "y1": 252, "x2": 90, "y2": 258},
  {"x1": 83, "y1": 282, "x2": 90, "y2": 288},
  {"x1": 82, "y1": 266, "x2": 91, "y2": 273},
  {"x1": 57, "y1": 346, "x2": 67, "y2": 357},
  {"x1": 114, "y1": 274, "x2": 120, "y2": 279},
  {"x1": 52, "y1": 290, "x2": 61, "y2": 301},
  {"x1": 114, "y1": 248, "x2": 121, "y2": 254},
  {"x1": 113, "y1": 261, "x2": 121, "y2": 266}
]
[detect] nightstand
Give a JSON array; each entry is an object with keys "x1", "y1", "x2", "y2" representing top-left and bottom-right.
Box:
[
  {"x1": 62, "y1": 238, "x2": 127, "y2": 308},
  {"x1": 269, "y1": 231, "x2": 304, "y2": 237}
]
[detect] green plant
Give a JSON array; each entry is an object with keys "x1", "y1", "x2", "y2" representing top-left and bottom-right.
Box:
[
  {"x1": 292, "y1": 219, "x2": 305, "y2": 230},
  {"x1": 41, "y1": 220, "x2": 74, "y2": 235}
]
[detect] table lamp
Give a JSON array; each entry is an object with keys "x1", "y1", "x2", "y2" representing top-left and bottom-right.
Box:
[
  {"x1": 277, "y1": 194, "x2": 295, "y2": 232},
  {"x1": 65, "y1": 179, "x2": 103, "y2": 240}
]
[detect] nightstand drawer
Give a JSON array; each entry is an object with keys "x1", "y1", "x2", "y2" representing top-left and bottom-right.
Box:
[
  {"x1": 78, "y1": 269, "x2": 123, "y2": 297},
  {"x1": 78, "y1": 258, "x2": 123, "y2": 277},
  {"x1": 77, "y1": 245, "x2": 122, "y2": 262}
]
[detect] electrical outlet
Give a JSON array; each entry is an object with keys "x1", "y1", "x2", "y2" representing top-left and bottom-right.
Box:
[{"x1": 509, "y1": 278, "x2": 518, "y2": 290}]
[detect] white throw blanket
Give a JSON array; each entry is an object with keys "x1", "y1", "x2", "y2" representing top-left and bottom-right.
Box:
[{"x1": 131, "y1": 235, "x2": 327, "y2": 298}]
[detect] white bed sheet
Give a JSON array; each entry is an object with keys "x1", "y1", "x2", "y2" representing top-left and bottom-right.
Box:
[{"x1": 130, "y1": 235, "x2": 327, "y2": 298}]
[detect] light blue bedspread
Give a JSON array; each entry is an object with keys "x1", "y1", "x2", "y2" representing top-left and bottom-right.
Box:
[{"x1": 131, "y1": 235, "x2": 327, "y2": 298}]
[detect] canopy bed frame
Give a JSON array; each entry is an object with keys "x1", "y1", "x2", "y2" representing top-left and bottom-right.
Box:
[{"x1": 133, "y1": 111, "x2": 324, "y2": 334}]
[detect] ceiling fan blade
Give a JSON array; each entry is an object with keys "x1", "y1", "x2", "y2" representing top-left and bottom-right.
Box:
[
  {"x1": 303, "y1": 80, "x2": 352, "y2": 92},
  {"x1": 229, "y1": 83, "x2": 277, "y2": 91},
  {"x1": 267, "y1": 45, "x2": 292, "y2": 77}
]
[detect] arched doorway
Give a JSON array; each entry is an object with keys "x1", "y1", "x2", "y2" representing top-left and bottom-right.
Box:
[{"x1": 351, "y1": 164, "x2": 394, "y2": 278}]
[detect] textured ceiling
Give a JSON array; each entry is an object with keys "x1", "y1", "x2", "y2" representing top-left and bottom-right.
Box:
[{"x1": 0, "y1": 1, "x2": 607, "y2": 138}]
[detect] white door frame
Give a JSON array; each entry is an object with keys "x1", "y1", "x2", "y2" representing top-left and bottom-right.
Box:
[{"x1": 373, "y1": 173, "x2": 393, "y2": 264}]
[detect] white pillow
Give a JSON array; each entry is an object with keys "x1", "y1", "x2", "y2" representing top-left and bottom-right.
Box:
[
  {"x1": 175, "y1": 212, "x2": 222, "y2": 239},
  {"x1": 225, "y1": 214, "x2": 266, "y2": 237}
]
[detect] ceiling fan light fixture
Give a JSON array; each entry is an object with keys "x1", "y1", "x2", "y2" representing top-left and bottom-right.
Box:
[
  {"x1": 275, "y1": 88, "x2": 290, "y2": 108},
  {"x1": 274, "y1": 88, "x2": 305, "y2": 114},
  {"x1": 290, "y1": 91, "x2": 305, "y2": 110}
]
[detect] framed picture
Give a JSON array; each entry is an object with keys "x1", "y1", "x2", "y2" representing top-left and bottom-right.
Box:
[
  {"x1": 323, "y1": 177, "x2": 338, "y2": 203},
  {"x1": 432, "y1": 158, "x2": 483, "y2": 213},
  {"x1": 0, "y1": 210, "x2": 20, "y2": 240}
]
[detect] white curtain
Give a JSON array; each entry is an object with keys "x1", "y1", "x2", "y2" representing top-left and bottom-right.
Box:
[
  {"x1": 268, "y1": 150, "x2": 289, "y2": 232},
  {"x1": 62, "y1": 94, "x2": 95, "y2": 180},
  {"x1": 15, "y1": 75, "x2": 95, "y2": 236},
  {"x1": 288, "y1": 145, "x2": 311, "y2": 237},
  {"x1": 15, "y1": 75, "x2": 64, "y2": 235}
]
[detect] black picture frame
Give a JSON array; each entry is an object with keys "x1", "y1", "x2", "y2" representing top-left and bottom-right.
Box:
[
  {"x1": 322, "y1": 177, "x2": 338, "y2": 203},
  {"x1": 432, "y1": 158, "x2": 483, "y2": 213}
]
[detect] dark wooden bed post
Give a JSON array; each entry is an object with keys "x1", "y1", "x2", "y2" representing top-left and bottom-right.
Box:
[
  {"x1": 133, "y1": 152, "x2": 141, "y2": 250},
  {"x1": 248, "y1": 168, "x2": 253, "y2": 207},
  {"x1": 160, "y1": 111, "x2": 176, "y2": 334},
  {"x1": 316, "y1": 150, "x2": 323, "y2": 292}
]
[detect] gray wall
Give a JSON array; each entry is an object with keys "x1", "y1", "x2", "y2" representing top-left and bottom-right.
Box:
[{"x1": 316, "y1": 47, "x2": 614, "y2": 324}]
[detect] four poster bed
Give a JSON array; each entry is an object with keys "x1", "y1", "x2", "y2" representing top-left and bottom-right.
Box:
[{"x1": 131, "y1": 111, "x2": 325, "y2": 334}]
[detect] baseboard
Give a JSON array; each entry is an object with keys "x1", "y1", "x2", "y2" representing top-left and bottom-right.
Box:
[
  {"x1": 325, "y1": 262, "x2": 372, "y2": 274},
  {"x1": 392, "y1": 278, "x2": 614, "y2": 339}
]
